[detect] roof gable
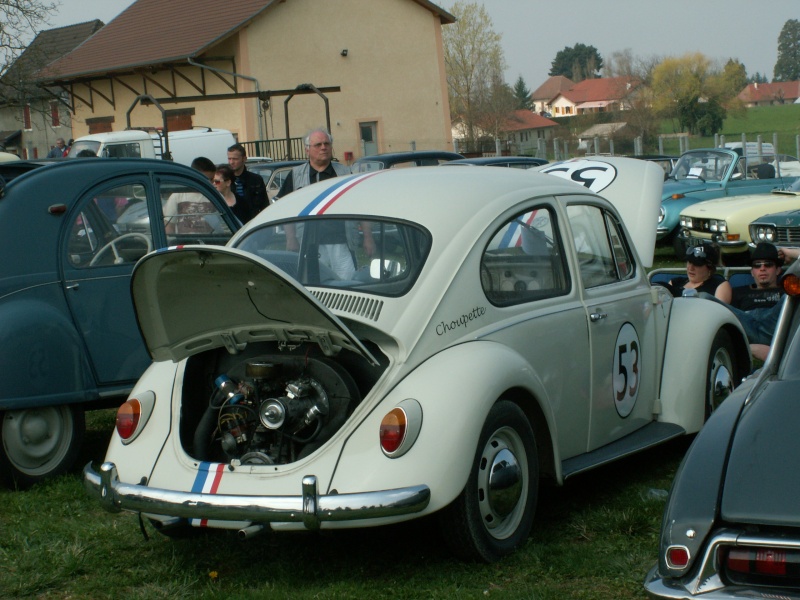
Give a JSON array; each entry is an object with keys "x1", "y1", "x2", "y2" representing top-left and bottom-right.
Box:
[{"x1": 531, "y1": 75, "x2": 574, "y2": 101}]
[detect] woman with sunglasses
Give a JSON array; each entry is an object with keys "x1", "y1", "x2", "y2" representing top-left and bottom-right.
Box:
[
  {"x1": 213, "y1": 165, "x2": 249, "y2": 224},
  {"x1": 669, "y1": 244, "x2": 732, "y2": 303}
]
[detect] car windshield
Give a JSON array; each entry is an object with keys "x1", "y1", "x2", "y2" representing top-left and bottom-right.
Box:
[
  {"x1": 235, "y1": 217, "x2": 431, "y2": 296},
  {"x1": 66, "y1": 140, "x2": 101, "y2": 158},
  {"x1": 669, "y1": 150, "x2": 734, "y2": 182}
]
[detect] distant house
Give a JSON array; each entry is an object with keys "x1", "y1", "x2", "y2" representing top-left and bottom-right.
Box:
[
  {"x1": 33, "y1": 0, "x2": 456, "y2": 160},
  {"x1": 503, "y1": 110, "x2": 558, "y2": 155},
  {"x1": 737, "y1": 81, "x2": 800, "y2": 107},
  {"x1": 547, "y1": 76, "x2": 639, "y2": 118},
  {"x1": 0, "y1": 20, "x2": 104, "y2": 158},
  {"x1": 530, "y1": 75, "x2": 573, "y2": 116}
]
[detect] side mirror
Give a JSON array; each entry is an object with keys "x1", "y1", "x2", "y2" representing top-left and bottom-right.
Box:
[{"x1": 370, "y1": 258, "x2": 401, "y2": 279}]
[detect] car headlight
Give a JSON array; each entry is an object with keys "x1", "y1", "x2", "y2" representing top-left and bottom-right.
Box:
[
  {"x1": 751, "y1": 225, "x2": 776, "y2": 243},
  {"x1": 709, "y1": 219, "x2": 727, "y2": 233},
  {"x1": 680, "y1": 216, "x2": 693, "y2": 228},
  {"x1": 658, "y1": 206, "x2": 665, "y2": 224}
]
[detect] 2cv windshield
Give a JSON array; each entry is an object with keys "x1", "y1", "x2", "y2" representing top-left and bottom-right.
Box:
[{"x1": 235, "y1": 217, "x2": 432, "y2": 297}]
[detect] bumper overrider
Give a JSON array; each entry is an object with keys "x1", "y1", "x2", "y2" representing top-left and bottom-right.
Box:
[{"x1": 84, "y1": 462, "x2": 431, "y2": 530}]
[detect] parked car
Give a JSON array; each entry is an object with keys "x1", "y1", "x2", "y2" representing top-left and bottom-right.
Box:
[
  {"x1": 633, "y1": 155, "x2": 679, "y2": 179},
  {"x1": 677, "y1": 177, "x2": 800, "y2": 265},
  {"x1": 84, "y1": 158, "x2": 750, "y2": 563},
  {"x1": 247, "y1": 159, "x2": 305, "y2": 203},
  {"x1": 644, "y1": 260, "x2": 800, "y2": 599},
  {"x1": 0, "y1": 159, "x2": 52, "y2": 184},
  {"x1": 656, "y1": 148, "x2": 798, "y2": 250},
  {"x1": 352, "y1": 150, "x2": 464, "y2": 172},
  {"x1": 750, "y1": 197, "x2": 800, "y2": 247},
  {"x1": 444, "y1": 156, "x2": 548, "y2": 168},
  {"x1": 0, "y1": 159, "x2": 241, "y2": 489}
]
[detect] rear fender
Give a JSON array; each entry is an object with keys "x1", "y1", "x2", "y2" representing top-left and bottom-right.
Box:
[
  {"x1": 330, "y1": 341, "x2": 557, "y2": 513},
  {"x1": 657, "y1": 298, "x2": 749, "y2": 433},
  {"x1": 0, "y1": 299, "x2": 95, "y2": 410}
]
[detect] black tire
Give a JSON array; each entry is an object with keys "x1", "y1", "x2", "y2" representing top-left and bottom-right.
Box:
[
  {"x1": 438, "y1": 400, "x2": 538, "y2": 562},
  {"x1": 0, "y1": 405, "x2": 85, "y2": 490},
  {"x1": 706, "y1": 330, "x2": 737, "y2": 420}
]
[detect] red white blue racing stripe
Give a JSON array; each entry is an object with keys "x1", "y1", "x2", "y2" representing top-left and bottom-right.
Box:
[
  {"x1": 298, "y1": 172, "x2": 382, "y2": 216},
  {"x1": 189, "y1": 462, "x2": 249, "y2": 529},
  {"x1": 499, "y1": 210, "x2": 538, "y2": 248}
]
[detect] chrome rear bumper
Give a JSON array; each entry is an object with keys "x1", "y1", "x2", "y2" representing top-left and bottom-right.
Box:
[{"x1": 84, "y1": 461, "x2": 431, "y2": 530}]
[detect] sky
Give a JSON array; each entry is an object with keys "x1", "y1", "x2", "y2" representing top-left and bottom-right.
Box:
[{"x1": 48, "y1": 0, "x2": 798, "y2": 89}]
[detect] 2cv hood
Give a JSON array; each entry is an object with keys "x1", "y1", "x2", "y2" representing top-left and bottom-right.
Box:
[{"x1": 131, "y1": 245, "x2": 378, "y2": 365}]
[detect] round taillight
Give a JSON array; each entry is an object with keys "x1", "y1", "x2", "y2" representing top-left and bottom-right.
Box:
[
  {"x1": 116, "y1": 399, "x2": 141, "y2": 440},
  {"x1": 379, "y1": 407, "x2": 407, "y2": 454},
  {"x1": 784, "y1": 273, "x2": 800, "y2": 297}
]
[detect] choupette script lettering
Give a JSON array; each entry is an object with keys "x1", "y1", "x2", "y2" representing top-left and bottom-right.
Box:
[{"x1": 436, "y1": 306, "x2": 486, "y2": 336}]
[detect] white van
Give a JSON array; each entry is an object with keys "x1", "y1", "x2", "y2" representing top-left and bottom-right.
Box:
[{"x1": 68, "y1": 127, "x2": 236, "y2": 166}]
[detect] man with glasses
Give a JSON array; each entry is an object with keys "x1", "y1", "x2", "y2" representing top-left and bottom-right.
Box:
[
  {"x1": 276, "y1": 128, "x2": 374, "y2": 279},
  {"x1": 731, "y1": 243, "x2": 784, "y2": 310}
]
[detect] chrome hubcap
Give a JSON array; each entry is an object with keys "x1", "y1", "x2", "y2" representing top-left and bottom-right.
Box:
[{"x1": 477, "y1": 426, "x2": 527, "y2": 540}]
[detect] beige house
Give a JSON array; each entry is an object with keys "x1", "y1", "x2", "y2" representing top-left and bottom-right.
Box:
[
  {"x1": 36, "y1": 0, "x2": 455, "y2": 162},
  {"x1": 530, "y1": 75, "x2": 573, "y2": 116}
]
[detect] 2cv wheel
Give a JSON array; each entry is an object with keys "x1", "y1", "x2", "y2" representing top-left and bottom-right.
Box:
[
  {"x1": 0, "y1": 405, "x2": 85, "y2": 489},
  {"x1": 439, "y1": 400, "x2": 538, "y2": 562}
]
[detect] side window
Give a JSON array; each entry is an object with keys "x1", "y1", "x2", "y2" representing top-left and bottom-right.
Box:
[
  {"x1": 481, "y1": 206, "x2": 568, "y2": 306},
  {"x1": 567, "y1": 205, "x2": 632, "y2": 288},
  {"x1": 66, "y1": 183, "x2": 151, "y2": 268},
  {"x1": 161, "y1": 181, "x2": 233, "y2": 245}
]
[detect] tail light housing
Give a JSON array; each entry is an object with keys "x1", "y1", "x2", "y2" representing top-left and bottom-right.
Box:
[
  {"x1": 379, "y1": 399, "x2": 422, "y2": 458},
  {"x1": 115, "y1": 391, "x2": 155, "y2": 444},
  {"x1": 721, "y1": 546, "x2": 800, "y2": 587}
]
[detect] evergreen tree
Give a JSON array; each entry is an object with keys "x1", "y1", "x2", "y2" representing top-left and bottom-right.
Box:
[
  {"x1": 774, "y1": 19, "x2": 800, "y2": 82},
  {"x1": 549, "y1": 44, "x2": 603, "y2": 82},
  {"x1": 512, "y1": 75, "x2": 532, "y2": 110}
]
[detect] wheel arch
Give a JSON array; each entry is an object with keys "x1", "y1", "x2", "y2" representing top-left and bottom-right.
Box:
[
  {"x1": 502, "y1": 387, "x2": 556, "y2": 482},
  {"x1": 657, "y1": 298, "x2": 750, "y2": 434}
]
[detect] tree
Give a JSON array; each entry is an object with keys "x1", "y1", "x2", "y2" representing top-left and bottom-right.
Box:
[
  {"x1": 774, "y1": 19, "x2": 800, "y2": 82},
  {"x1": 0, "y1": 0, "x2": 59, "y2": 78},
  {"x1": 650, "y1": 53, "x2": 729, "y2": 135},
  {"x1": 549, "y1": 44, "x2": 603, "y2": 82},
  {"x1": 512, "y1": 75, "x2": 532, "y2": 110},
  {"x1": 443, "y1": 1, "x2": 506, "y2": 150}
]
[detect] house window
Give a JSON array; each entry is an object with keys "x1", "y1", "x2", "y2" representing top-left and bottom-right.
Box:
[
  {"x1": 50, "y1": 101, "x2": 60, "y2": 127},
  {"x1": 565, "y1": 106, "x2": 573, "y2": 115},
  {"x1": 23, "y1": 105, "x2": 31, "y2": 130}
]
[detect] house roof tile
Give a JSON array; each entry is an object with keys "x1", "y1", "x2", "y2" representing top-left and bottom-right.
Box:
[
  {"x1": 37, "y1": 0, "x2": 455, "y2": 83},
  {"x1": 737, "y1": 81, "x2": 800, "y2": 103},
  {"x1": 555, "y1": 76, "x2": 637, "y2": 104},
  {"x1": 530, "y1": 75, "x2": 574, "y2": 101},
  {"x1": 504, "y1": 109, "x2": 558, "y2": 132}
]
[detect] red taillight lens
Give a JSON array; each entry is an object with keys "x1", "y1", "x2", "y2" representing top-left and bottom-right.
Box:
[
  {"x1": 379, "y1": 408, "x2": 407, "y2": 454},
  {"x1": 784, "y1": 273, "x2": 800, "y2": 296},
  {"x1": 116, "y1": 399, "x2": 141, "y2": 440},
  {"x1": 667, "y1": 546, "x2": 690, "y2": 568}
]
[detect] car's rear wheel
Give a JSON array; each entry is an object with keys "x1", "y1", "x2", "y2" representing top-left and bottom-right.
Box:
[
  {"x1": 0, "y1": 405, "x2": 85, "y2": 489},
  {"x1": 706, "y1": 329, "x2": 737, "y2": 419},
  {"x1": 439, "y1": 400, "x2": 538, "y2": 562}
]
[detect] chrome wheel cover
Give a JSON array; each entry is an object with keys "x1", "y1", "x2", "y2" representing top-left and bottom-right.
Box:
[
  {"x1": 476, "y1": 425, "x2": 527, "y2": 540},
  {"x1": 709, "y1": 346, "x2": 734, "y2": 412}
]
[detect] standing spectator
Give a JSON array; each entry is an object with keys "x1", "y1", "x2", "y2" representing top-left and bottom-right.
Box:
[
  {"x1": 47, "y1": 138, "x2": 67, "y2": 158},
  {"x1": 226, "y1": 143, "x2": 267, "y2": 222},
  {"x1": 276, "y1": 127, "x2": 374, "y2": 278},
  {"x1": 731, "y1": 243, "x2": 784, "y2": 310},
  {"x1": 212, "y1": 164, "x2": 249, "y2": 224}
]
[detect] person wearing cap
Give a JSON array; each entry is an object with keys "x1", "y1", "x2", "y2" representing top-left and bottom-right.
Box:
[
  {"x1": 730, "y1": 242, "x2": 784, "y2": 311},
  {"x1": 669, "y1": 244, "x2": 732, "y2": 303}
]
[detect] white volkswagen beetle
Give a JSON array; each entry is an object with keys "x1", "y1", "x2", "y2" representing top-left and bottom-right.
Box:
[{"x1": 85, "y1": 158, "x2": 750, "y2": 562}]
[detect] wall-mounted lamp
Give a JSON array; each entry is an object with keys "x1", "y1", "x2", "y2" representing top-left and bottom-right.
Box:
[{"x1": 340, "y1": 49, "x2": 348, "y2": 57}]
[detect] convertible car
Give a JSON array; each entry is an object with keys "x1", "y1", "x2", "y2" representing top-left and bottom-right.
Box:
[
  {"x1": 645, "y1": 260, "x2": 800, "y2": 599},
  {"x1": 85, "y1": 158, "x2": 750, "y2": 562},
  {"x1": 0, "y1": 159, "x2": 240, "y2": 489}
]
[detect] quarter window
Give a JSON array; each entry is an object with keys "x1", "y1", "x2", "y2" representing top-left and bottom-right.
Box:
[
  {"x1": 481, "y1": 206, "x2": 568, "y2": 305},
  {"x1": 567, "y1": 205, "x2": 634, "y2": 288},
  {"x1": 160, "y1": 181, "x2": 233, "y2": 246}
]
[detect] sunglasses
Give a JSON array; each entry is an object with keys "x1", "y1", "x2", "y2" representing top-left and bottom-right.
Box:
[
  {"x1": 752, "y1": 261, "x2": 776, "y2": 269},
  {"x1": 213, "y1": 179, "x2": 225, "y2": 184}
]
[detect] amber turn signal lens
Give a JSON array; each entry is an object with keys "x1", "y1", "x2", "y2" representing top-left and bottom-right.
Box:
[
  {"x1": 379, "y1": 407, "x2": 407, "y2": 454},
  {"x1": 783, "y1": 274, "x2": 800, "y2": 296},
  {"x1": 116, "y1": 399, "x2": 141, "y2": 440}
]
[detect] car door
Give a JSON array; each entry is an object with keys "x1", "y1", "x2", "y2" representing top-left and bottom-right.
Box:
[
  {"x1": 565, "y1": 201, "x2": 658, "y2": 451},
  {"x1": 61, "y1": 174, "x2": 236, "y2": 385}
]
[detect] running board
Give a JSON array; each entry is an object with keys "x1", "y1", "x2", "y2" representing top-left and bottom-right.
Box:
[{"x1": 561, "y1": 422, "x2": 685, "y2": 480}]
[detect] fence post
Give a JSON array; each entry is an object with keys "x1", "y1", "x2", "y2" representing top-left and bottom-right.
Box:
[
  {"x1": 719, "y1": 134, "x2": 725, "y2": 148},
  {"x1": 609, "y1": 139, "x2": 615, "y2": 155},
  {"x1": 714, "y1": 133, "x2": 719, "y2": 148},
  {"x1": 658, "y1": 136, "x2": 664, "y2": 155},
  {"x1": 562, "y1": 139, "x2": 569, "y2": 160},
  {"x1": 495, "y1": 138, "x2": 502, "y2": 156},
  {"x1": 553, "y1": 138, "x2": 560, "y2": 161},
  {"x1": 453, "y1": 139, "x2": 459, "y2": 154}
]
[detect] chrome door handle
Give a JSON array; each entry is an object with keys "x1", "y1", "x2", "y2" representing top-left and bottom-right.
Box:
[
  {"x1": 65, "y1": 283, "x2": 79, "y2": 290},
  {"x1": 589, "y1": 311, "x2": 607, "y2": 322}
]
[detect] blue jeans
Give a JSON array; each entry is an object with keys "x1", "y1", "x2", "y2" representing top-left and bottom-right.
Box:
[{"x1": 699, "y1": 292, "x2": 782, "y2": 345}]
